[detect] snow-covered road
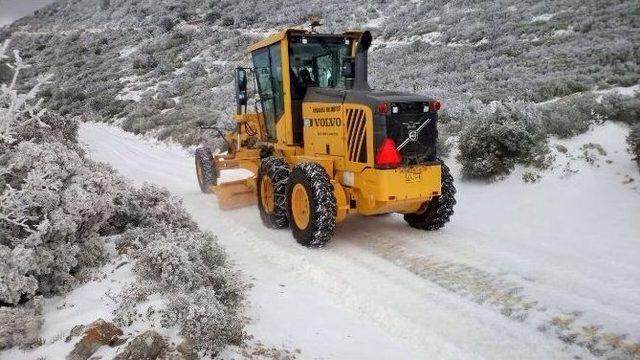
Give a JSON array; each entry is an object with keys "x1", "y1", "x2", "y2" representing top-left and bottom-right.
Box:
[{"x1": 79, "y1": 122, "x2": 640, "y2": 360}]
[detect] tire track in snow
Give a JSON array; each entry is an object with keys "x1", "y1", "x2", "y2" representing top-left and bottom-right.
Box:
[{"x1": 345, "y1": 222, "x2": 640, "y2": 359}]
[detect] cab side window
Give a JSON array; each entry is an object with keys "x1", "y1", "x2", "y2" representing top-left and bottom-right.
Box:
[{"x1": 252, "y1": 43, "x2": 284, "y2": 141}]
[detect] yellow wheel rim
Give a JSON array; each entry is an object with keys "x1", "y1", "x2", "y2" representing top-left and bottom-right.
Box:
[
  {"x1": 291, "y1": 183, "x2": 310, "y2": 230},
  {"x1": 196, "y1": 160, "x2": 204, "y2": 184},
  {"x1": 260, "y1": 176, "x2": 275, "y2": 213}
]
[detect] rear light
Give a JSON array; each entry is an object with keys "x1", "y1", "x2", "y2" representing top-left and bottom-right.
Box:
[
  {"x1": 377, "y1": 102, "x2": 389, "y2": 114},
  {"x1": 429, "y1": 100, "x2": 441, "y2": 112},
  {"x1": 375, "y1": 138, "x2": 402, "y2": 168}
]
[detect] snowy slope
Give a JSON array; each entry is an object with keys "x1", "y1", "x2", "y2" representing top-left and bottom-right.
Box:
[{"x1": 76, "y1": 122, "x2": 639, "y2": 359}]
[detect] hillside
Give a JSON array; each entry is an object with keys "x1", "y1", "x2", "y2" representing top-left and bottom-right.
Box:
[{"x1": 1, "y1": 0, "x2": 638, "y2": 157}]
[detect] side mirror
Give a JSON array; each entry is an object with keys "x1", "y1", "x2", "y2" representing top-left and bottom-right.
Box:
[
  {"x1": 341, "y1": 57, "x2": 355, "y2": 79},
  {"x1": 235, "y1": 68, "x2": 248, "y2": 113}
]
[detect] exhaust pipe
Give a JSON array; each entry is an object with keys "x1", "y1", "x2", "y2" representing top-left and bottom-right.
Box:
[
  {"x1": 342, "y1": 31, "x2": 372, "y2": 91},
  {"x1": 353, "y1": 31, "x2": 372, "y2": 91}
]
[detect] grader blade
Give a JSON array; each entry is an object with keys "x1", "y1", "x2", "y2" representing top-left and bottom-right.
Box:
[{"x1": 210, "y1": 178, "x2": 256, "y2": 210}]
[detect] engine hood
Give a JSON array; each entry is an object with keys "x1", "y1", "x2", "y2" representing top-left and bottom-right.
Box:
[{"x1": 304, "y1": 87, "x2": 436, "y2": 109}]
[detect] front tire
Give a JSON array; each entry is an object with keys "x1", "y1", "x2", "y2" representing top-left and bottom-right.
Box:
[
  {"x1": 403, "y1": 160, "x2": 456, "y2": 230},
  {"x1": 257, "y1": 157, "x2": 290, "y2": 229},
  {"x1": 195, "y1": 147, "x2": 218, "y2": 193},
  {"x1": 286, "y1": 163, "x2": 336, "y2": 247}
]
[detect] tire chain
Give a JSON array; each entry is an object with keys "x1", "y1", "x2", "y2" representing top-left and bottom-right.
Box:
[
  {"x1": 296, "y1": 162, "x2": 337, "y2": 247},
  {"x1": 404, "y1": 158, "x2": 456, "y2": 230},
  {"x1": 195, "y1": 147, "x2": 218, "y2": 192},
  {"x1": 260, "y1": 156, "x2": 290, "y2": 228}
]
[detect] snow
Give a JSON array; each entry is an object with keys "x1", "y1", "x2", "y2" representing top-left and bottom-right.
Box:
[
  {"x1": 0, "y1": 241, "x2": 137, "y2": 360},
  {"x1": 8, "y1": 120, "x2": 635, "y2": 359},
  {"x1": 532, "y1": 13, "x2": 555, "y2": 22},
  {"x1": 119, "y1": 45, "x2": 138, "y2": 58},
  {"x1": 595, "y1": 84, "x2": 640, "y2": 97},
  {"x1": 553, "y1": 28, "x2": 574, "y2": 38},
  {"x1": 363, "y1": 15, "x2": 387, "y2": 29},
  {"x1": 445, "y1": 122, "x2": 640, "y2": 338},
  {"x1": 70, "y1": 121, "x2": 640, "y2": 358},
  {"x1": 380, "y1": 32, "x2": 443, "y2": 48}
]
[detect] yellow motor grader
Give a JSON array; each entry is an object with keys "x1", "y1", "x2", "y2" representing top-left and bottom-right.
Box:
[{"x1": 195, "y1": 28, "x2": 456, "y2": 247}]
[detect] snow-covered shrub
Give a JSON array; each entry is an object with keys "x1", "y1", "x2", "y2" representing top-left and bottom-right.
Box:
[
  {"x1": 133, "y1": 53, "x2": 158, "y2": 72},
  {"x1": 1, "y1": 44, "x2": 125, "y2": 350},
  {"x1": 628, "y1": 123, "x2": 640, "y2": 169},
  {"x1": 0, "y1": 41, "x2": 51, "y2": 145},
  {"x1": 185, "y1": 61, "x2": 206, "y2": 78},
  {"x1": 0, "y1": 297, "x2": 43, "y2": 350},
  {"x1": 598, "y1": 92, "x2": 640, "y2": 125},
  {"x1": 438, "y1": 98, "x2": 486, "y2": 134},
  {"x1": 457, "y1": 101, "x2": 546, "y2": 179},
  {"x1": 115, "y1": 226, "x2": 246, "y2": 354},
  {"x1": 205, "y1": 11, "x2": 221, "y2": 24},
  {"x1": 539, "y1": 93, "x2": 598, "y2": 138},
  {"x1": 104, "y1": 185, "x2": 196, "y2": 236},
  {"x1": 1, "y1": 44, "x2": 119, "y2": 302},
  {"x1": 99, "y1": 0, "x2": 110, "y2": 10},
  {"x1": 0, "y1": 245, "x2": 39, "y2": 304},
  {"x1": 2, "y1": 41, "x2": 246, "y2": 353},
  {"x1": 158, "y1": 17, "x2": 174, "y2": 32},
  {"x1": 161, "y1": 287, "x2": 244, "y2": 354},
  {"x1": 1, "y1": 141, "x2": 122, "y2": 297},
  {"x1": 222, "y1": 17, "x2": 235, "y2": 27}
]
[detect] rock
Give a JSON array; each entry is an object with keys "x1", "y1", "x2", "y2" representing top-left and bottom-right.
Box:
[
  {"x1": 175, "y1": 338, "x2": 197, "y2": 360},
  {"x1": 67, "y1": 319, "x2": 123, "y2": 360},
  {"x1": 114, "y1": 330, "x2": 166, "y2": 360},
  {"x1": 65, "y1": 324, "x2": 86, "y2": 343}
]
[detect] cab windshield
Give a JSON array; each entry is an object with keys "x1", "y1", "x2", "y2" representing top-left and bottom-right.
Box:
[{"x1": 289, "y1": 36, "x2": 350, "y2": 91}]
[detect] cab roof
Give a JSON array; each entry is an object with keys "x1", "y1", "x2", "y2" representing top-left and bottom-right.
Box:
[{"x1": 246, "y1": 28, "x2": 364, "y2": 53}]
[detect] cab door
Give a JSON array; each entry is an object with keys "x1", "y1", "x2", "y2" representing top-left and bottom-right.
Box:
[{"x1": 252, "y1": 43, "x2": 284, "y2": 142}]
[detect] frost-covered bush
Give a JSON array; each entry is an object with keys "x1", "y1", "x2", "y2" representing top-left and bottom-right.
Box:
[
  {"x1": 115, "y1": 226, "x2": 246, "y2": 355},
  {"x1": 0, "y1": 297, "x2": 43, "y2": 349},
  {"x1": 161, "y1": 287, "x2": 244, "y2": 354},
  {"x1": 185, "y1": 60, "x2": 206, "y2": 78},
  {"x1": 0, "y1": 42, "x2": 51, "y2": 145},
  {"x1": 598, "y1": 92, "x2": 640, "y2": 125},
  {"x1": 1, "y1": 44, "x2": 121, "y2": 302},
  {"x1": 1, "y1": 44, "x2": 121, "y2": 349},
  {"x1": 1, "y1": 41, "x2": 246, "y2": 353},
  {"x1": 438, "y1": 98, "x2": 486, "y2": 134},
  {"x1": 457, "y1": 101, "x2": 546, "y2": 179},
  {"x1": 539, "y1": 93, "x2": 598, "y2": 138},
  {"x1": 628, "y1": 123, "x2": 640, "y2": 169},
  {"x1": 158, "y1": 17, "x2": 174, "y2": 32},
  {"x1": 1, "y1": 141, "x2": 121, "y2": 298},
  {"x1": 222, "y1": 17, "x2": 235, "y2": 27},
  {"x1": 205, "y1": 11, "x2": 221, "y2": 24},
  {"x1": 132, "y1": 53, "x2": 158, "y2": 72},
  {"x1": 104, "y1": 184, "x2": 196, "y2": 236}
]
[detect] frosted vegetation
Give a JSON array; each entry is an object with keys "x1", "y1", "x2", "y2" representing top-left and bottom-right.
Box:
[
  {"x1": 0, "y1": 0, "x2": 637, "y2": 178},
  {"x1": 0, "y1": 41, "x2": 245, "y2": 352}
]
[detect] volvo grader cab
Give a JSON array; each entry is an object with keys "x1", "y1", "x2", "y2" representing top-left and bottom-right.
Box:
[{"x1": 195, "y1": 27, "x2": 456, "y2": 247}]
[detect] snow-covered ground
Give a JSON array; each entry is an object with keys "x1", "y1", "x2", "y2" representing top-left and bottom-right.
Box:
[{"x1": 67, "y1": 122, "x2": 640, "y2": 359}]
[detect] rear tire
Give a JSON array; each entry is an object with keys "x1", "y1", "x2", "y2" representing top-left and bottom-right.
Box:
[
  {"x1": 195, "y1": 147, "x2": 218, "y2": 193},
  {"x1": 286, "y1": 163, "x2": 336, "y2": 247},
  {"x1": 257, "y1": 157, "x2": 290, "y2": 229},
  {"x1": 403, "y1": 159, "x2": 456, "y2": 230}
]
